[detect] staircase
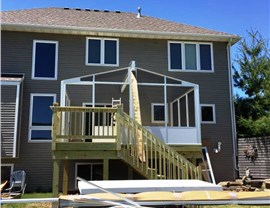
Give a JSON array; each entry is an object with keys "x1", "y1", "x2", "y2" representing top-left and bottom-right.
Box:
[{"x1": 115, "y1": 108, "x2": 202, "y2": 180}]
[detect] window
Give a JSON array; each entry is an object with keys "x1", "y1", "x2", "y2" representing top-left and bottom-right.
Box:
[
  {"x1": 32, "y1": 40, "x2": 58, "y2": 80},
  {"x1": 1, "y1": 164, "x2": 14, "y2": 183},
  {"x1": 168, "y1": 42, "x2": 213, "y2": 71},
  {"x1": 29, "y1": 94, "x2": 56, "y2": 142},
  {"x1": 201, "y1": 104, "x2": 216, "y2": 123},
  {"x1": 151, "y1": 103, "x2": 166, "y2": 123},
  {"x1": 75, "y1": 163, "x2": 103, "y2": 188},
  {"x1": 86, "y1": 38, "x2": 119, "y2": 66}
]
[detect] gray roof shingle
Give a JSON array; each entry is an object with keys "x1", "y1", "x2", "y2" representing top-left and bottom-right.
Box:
[{"x1": 1, "y1": 7, "x2": 239, "y2": 40}]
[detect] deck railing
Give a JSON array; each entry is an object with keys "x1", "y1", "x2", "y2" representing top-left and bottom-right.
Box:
[
  {"x1": 51, "y1": 106, "x2": 117, "y2": 143},
  {"x1": 51, "y1": 106, "x2": 202, "y2": 180}
]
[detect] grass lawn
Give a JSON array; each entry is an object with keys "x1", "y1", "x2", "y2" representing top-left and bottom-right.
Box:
[
  {"x1": 1, "y1": 193, "x2": 268, "y2": 208},
  {"x1": 1, "y1": 192, "x2": 53, "y2": 208}
]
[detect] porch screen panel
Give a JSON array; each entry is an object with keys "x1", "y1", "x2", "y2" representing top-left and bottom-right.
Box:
[
  {"x1": 179, "y1": 96, "x2": 187, "y2": 127},
  {"x1": 188, "y1": 91, "x2": 195, "y2": 127},
  {"x1": 172, "y1": 101, "x2": 179, "y2": 126}
]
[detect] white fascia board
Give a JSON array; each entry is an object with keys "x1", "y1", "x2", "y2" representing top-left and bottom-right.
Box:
[{"x1": 1, "y1": 23, "x2": 241, "y2": 44}]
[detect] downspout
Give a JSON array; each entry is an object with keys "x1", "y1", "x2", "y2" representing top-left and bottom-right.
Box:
[{"x1": 227, "y1": 38, "x2": 239, "y2": 178}]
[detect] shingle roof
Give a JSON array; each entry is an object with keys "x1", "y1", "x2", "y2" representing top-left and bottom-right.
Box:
[{"x1": 1, "y1": 8, "x2": 240, "y2": 42}]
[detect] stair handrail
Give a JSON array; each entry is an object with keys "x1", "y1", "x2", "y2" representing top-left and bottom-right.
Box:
[{"x1": 116, "y1": 107, "x2": 202, "y2": 180}]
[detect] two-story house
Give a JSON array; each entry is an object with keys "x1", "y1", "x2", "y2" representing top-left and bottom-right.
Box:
[{"x1": 1, "y1": 7, "x2": 240, "y2": 193}]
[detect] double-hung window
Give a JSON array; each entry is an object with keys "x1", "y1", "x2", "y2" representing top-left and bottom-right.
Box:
[
  {"x1": 168, "y1": 41, "x2": 213, "y2": 71},
  {"x1": 86, "y1": 38, "x2": 119, "y2": 66},
  {"x1": 32, "y1": 40, "x2": 58, "y2": 80},
  {"x1": 29, "y1": 94, "x2": 56, "y2": 142}
]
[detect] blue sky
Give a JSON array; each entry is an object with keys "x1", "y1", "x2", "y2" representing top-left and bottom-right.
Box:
[{"x1": 1, "y1": 0, "x2": 269, "y2": 95}]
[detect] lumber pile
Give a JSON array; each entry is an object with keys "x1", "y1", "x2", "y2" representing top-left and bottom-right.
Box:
[{"x1": 219, "y1": 178, "x2": 269, "y2": 191}]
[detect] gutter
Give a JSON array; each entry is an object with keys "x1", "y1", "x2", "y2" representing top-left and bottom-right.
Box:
[
  {"x1": 227, "y1": 38, "x2": 240, "y2": 178},
  {"x1": 1, "y1": 23, "x2": 241, "y2": 44}
]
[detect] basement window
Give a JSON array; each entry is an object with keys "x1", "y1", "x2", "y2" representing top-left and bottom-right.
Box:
[
  {"x1": 1, "y1": 164, "x2": 14, "y2": 183},
  {"x1": 86, "y1": 38, "x2": 119, "y2": 66},
  {"x1": 75, "y1": 163, "x2": 103, "y2": 188}
]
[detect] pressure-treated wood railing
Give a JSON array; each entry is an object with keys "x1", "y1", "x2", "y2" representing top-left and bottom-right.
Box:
[
  {"x1": 116, "y1": 108, "x2": 202, "y2": 180},
  {"x1": 51, "y1": 106, "x2": 202, "y2": 180},
  {"x1": 51, "y1": 106, "x2": 118, "y2": 144}
]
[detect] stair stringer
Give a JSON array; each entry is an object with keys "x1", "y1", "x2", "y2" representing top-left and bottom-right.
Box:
[{"x1": 116, "y1": 109, "x2": 202, "y2": 180}]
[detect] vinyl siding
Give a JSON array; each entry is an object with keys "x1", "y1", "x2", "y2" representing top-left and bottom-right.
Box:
[
  {"x1": 1, "y1": 86, "x2": 17, "y2": 157},
  {"x1": 1, "y1": 31, "x2": 234, "y2": 190}
]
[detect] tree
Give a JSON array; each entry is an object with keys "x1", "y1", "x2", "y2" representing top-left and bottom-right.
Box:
[{"x1": 233, "y1": 30, "x2": 270, "y2": 138}]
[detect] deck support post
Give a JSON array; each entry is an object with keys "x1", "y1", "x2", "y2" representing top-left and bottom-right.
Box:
[
  {"x1": 103, "y1": 159, "x2": 109, "y2": 180},
  {"x1": 52, "y1": 159, "x2": 60, "y2": 197},
  {"x1": 63, "y1": 160, "x2": 69, "y2": 195},
  {"x1": 128, "y1": 166, "x2": 133, "y2": 179}
]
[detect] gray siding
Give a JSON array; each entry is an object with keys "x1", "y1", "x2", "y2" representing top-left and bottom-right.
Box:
[{"x1": 1, "y1": 31, "x2": 235, "y2": 191}]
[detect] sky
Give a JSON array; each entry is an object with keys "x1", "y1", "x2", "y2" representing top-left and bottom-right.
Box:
[{"x1": 1, "y1": 0, "x2": 270, "y2": 95}]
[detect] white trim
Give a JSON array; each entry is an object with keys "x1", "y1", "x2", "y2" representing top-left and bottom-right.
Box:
[
  {"x1": 2, "y1": 23, "x2": 241, "y2": 44},
  {"x1": 227, "y1": 40, "x2": 238, "y2": 176},
  {"x1": 13, "y1": 84, "x2": 20, "y2": 157},
  {"x1": 168, "y1": 41, "x2": 214, "y2": 72},
  {"x1": 201, "y1": 104, "x2": 216, "y2": 124},
  {"x1": 1, "y1": 163, "x2": 14, "y2": 176},
  {"x1": 31, "y1": 40, "x2": 58, "y2": 80},
  {"x1": 75, "y1": 162, "x2": 103, "y2": 189},
  {"x1": 28, "y1": 93, "x2": 56, "y2": 143},
  {"x1": 85, "y1": 37, "x2": 119, "y2": 66},
  {"x1": 1, "y1": 81, "x2": 22, "y2": 158}
]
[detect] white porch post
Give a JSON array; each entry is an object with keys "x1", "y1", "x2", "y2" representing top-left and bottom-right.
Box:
[
  {"x1": 92, "y1": 75, "x2": 95, "y2": 107},
  {"x1": 194, "y1": 85, "x2": 201, "y2": 144},
  {"x1": 60, "y1": 80, "x2": 66, "y2": 107},
  {"x1": 164, "y1": 77, "x2": 168, "y2": 143}
]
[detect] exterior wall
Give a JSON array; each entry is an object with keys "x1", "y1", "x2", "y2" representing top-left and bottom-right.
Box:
[{"x1": 1, "y1": 30, "x2": 234, "y2": 191}]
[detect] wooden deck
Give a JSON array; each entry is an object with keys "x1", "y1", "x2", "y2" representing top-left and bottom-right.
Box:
[{"x1": 51, "y1": 106, "x2": 202, "y2": 196}]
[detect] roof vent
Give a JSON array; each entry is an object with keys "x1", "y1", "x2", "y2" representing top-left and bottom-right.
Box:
[
  {"x1": 85, "y1": 9, "x2": 91, "y2": 11},
  {"x1": 63, "y1": 7, "x2": 70, "y2": 10},
  {"x1": 94, "y1": 9, "x2": 100, "y2": 12},
  {"x1": 115, "y1": 10, "x2": 121, "y2": 13},
  {"x1": 104, "y1": 10, "x2": 109, "y2": 12},
  {"x1": 137, "y1": 7, "x2": 141, "y2": 18},
  {"x1": 75, "y1": 8, "x2": 81, "y2": 11}
]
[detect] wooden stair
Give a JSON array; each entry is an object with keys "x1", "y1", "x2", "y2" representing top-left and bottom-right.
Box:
[{"x1": 116, "y1": 69, "x2": 202, "y2": 180}]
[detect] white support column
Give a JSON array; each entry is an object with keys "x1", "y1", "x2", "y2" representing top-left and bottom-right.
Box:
[
  {"x1": 92, "y1": 75, "x2": 95, "y2": 107},
  {"x1": 13, "y1": 82, "x2": 21, "y2": 157},
  {"x1": 60, "y1": 81, "x2": 66, "y2": 107},
  {"x1": 194, "y1": 85, "x2": 201, "y2": 144},
  {"x1": 164, "y1": 77, "x2": 168, "y2": 143}
]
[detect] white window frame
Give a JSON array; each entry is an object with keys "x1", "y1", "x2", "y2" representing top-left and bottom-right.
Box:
[
  {"x1": 32, "y1": 40, "x2": 58, "y2": 80},
  {"x1": 85, "y1": 37, "x2": 119, "y2": 66},
  {"x1": 168, "y1": 41, "x2": 214, "y2": 72},
  {"x1": 151, "y1": 103, "x2": 167, "y2": 124},
  {"x1": 1, "y1": 164, "x2": 14, "y2": 181},
  {"x1": 201, "y1": 104, "x2": 216, "y2": 124},
  {"x1": 28, "y1": 93, "x2": 56, "y2": 142},
  {"x1": 75, "y1": 162, "x2": 103, "y2": 189}
]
